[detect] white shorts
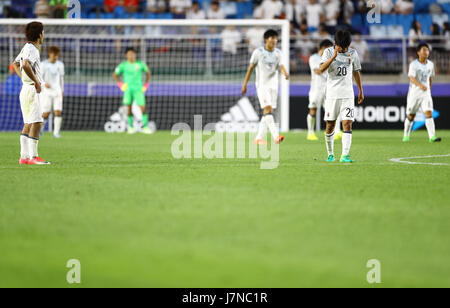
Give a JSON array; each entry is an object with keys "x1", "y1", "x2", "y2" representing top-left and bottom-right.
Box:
[
  {"x1": 257, "y1": 88, "x2": 278, "y2": 109},
  {"x1": 41, "y1": 91, "x2": 63, "y2": 113},
  {"x1": 20, "y1": 84, "x2": 43, "y2": 124},
  {"x1": 308, "y1": 89, "x2": 326, "y2": 109},
  {"x1": 324, "y1": 98, "x2": 355, "y2": 122},
  {"x1": 406, "y1": 94, "x2": 433, "y2": 115}
]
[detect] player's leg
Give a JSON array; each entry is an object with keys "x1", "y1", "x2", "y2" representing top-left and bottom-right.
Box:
[
  {"x1": 53, "y1": 94, "x2": 63, "y2": 138},
  {"x1": 136, "y1": 91, "x2": 152, "y2": 134},
  {"x1": 254, "y1": 89, "x2": 269, "y2": 145},
  {"x1": 26, "y1": 92, "x2": 50, "y2": 165},
  {"x1": 340, "y1": 99, "x2": 355, "y2": 163},
  {"x1": 123, "y1": 90, "x2": 135, "y2": 134},
  {"x1": 307, "y1": 93, "x2": 318, "y2": 140},
  {"x1": 334, "y1": 114, "x2": 343, "y2": 140},
  {"x1": 40, "y1": 92, "x2": 52, "y2": 136},
  {"x1": 263, "y1": 89, "x2": 283, "y2": 144},
  {"x1": 423, "y1": 98, "x2": 441, "y2": 142},
  {"x1": 403, "y1": 94, "x2": 419, "y2": 142},
  {"x1": 19, "y1": 124, "x2": 31, "y2": 164},
  {"x1": 324, "y1": 98, "x2": 339, "y2": 162}
]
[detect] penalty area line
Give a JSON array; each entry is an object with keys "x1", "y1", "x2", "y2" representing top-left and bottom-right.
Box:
[{"x1": 389, "y1": 154, "x2": 450, "y2": 166}]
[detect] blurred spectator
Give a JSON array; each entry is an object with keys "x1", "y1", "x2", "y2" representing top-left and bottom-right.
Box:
[
  {"x1": 104, "y1": 0, "x2": 119, "y2": 13},
  {"x1": 285, "y1": 0, "x2": 304, "y2": 28},
  {"x1": 312, "y1": 23, "x2": 332, "y2": 40},
  {"x1": 35, "y1": 0, "x2": 51, "y2": 18},
  {"x1": 380, "y1": 0, "x2": 394, "y2": 14},
  {"x1": 186, "y1": 2, "x2": 206, "y2": 19},
  {"x1": 336, "y1": 0, "x2": 354, "y2": 26},
  {"x1": 395, "y1": 0, "x2": 414, "y2": 15},
  {"x1": 408, "y1": 20, "x2": 423, "y2": 47},
  {"x1": 430, "y1": 23, "x2": 443, "y2": 51},
  {"x1": 170, "y1": 0, "x2": 192, "y2": 18},
  {"x1": 221, "y1": 26, "x2": 242, "y2": 55},
  {"x1": 3, "y1": 0, "x2": 27, "y2": 17},
  {"x1": 351, "y1": 32, "x2": 369, "y2": 62},
  {"x1": 444, "y1": 22, "x2": 450, "y2": 51},
  {"x1": 259, "y1": 0, "x2": 284, "y2": 20},
  {"x1": 306, "y1": 0, "x2": 323, "y2": 29},
  {"x1": 207, "y1": 1, "x2": 226, "y2": 19},
  {"x1": 296, "y1": 20, "x2": 315, "y2": 55},
  {"x1": 5, "y1": 65, "x2": 22, "y2": 95},
  {"x1": 245, "y1": 26, "x2": 265, "y2": 52},
  {"x1": 50, "y1": 0, "x2": 68, "y2": 18},
  {"x1": 322, "y1": 0, "x2": 339, "y2": 29},
  {"x1": 147, "y1": 0, "x2": 167, "y2": 13},
  {"x1": 124, "y1": 0, "x2": 139, "y2": 13}
]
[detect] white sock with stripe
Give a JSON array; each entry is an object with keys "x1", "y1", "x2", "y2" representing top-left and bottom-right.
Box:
[
  {"x1": 307, "y1": 114, "x2": 315, "y2": 135},
  {"x1": 404, "y1": 118, "x2": 413, "y2": 138},
  {"x1": 325, "y1": 131, "x2": 335, "y2": 155},
  {"x1": 342, "y1": 131, "x2": 352, "y2": 156},
  {"x1": 264, "y1": 114, "x2": 279, "y2": 139},
  {"x1": 425, "y1": 118, "x2": 435, "y2": 139},
  {"x1": 54, "y1": 116, "x2": 62, "y2": 135},
  {"x1": 28, "y1": 137, "x2": 39, "y2": 159},
  {"x1": 20, "y1": 134, "x2": 29, "y2": 159},
  {"x1": 256, "y1": 116, "x2": 267, "y2": 141}
]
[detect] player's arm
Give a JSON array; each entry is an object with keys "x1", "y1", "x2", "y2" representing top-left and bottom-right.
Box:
[
  {"x1": 241, "y1": 63, "x2": 255, "y2": 95},
  {"x1": 429, "y1": 77, "x2": 432, "y2": 91},
  {"x1": 353, "y1": 70, "x2": 364, "y2": 104},
  {"x1": 280, "y1": 65, "x2": 289, "y2": 80},
  {"x1": 409, "y1": 76, "x2": 427, "y2": 91},
  {"x1": 319, "y1": 46, "x2": 338, "y2": 74},
  {"x1": 142, "y1": 64, "x2": 151, "y2": 92},
  {"x1": 22, "y1": 60, "x2": 41, "y2": 93},
  {"x1": 11, "y1": 61, "x2": 22, "y2": 79}
]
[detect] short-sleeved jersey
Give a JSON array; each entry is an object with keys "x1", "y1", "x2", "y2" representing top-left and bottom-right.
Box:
[
  {"x1": 115, "y1": 60, "x2": 149, "y2": 90},
  {"x1": 408, "y1": 59, "x2": 435, "y2": 98},
  {"x1": 42, "y1": 59, "x2": 65, "y2": 94},
  {"x1": 250, "y1": 47, "x2": 283, "y2": 90},
  {"x1": 14, "y1": 43, "x2": 43, "y2": 86},
  {"x1": 321, "y1": 47, "x2": 361, "y2": 99},
  {"x1": 309, "y1": 53, "x2": 327, "y2": 93}
]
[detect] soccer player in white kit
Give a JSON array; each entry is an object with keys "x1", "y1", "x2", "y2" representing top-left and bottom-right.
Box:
[
  {"x1": 307, "y1": 39, "x2": 333, "y2": 141},
  {"x1": 12, "y1": 22, "x2": 50, "y2": 165},
  {"x1": 41, "y1": 46, "x2": 65, "y2": 138},
  {"x1": 403, "y1": 43, "x2": 441, "y2": 143},
  {"x1": 319, "y1": 30, "x2": 364, "y2": 163},
  {"x1": 241, "y1": 29, "x2": 289, "y2": 145}
]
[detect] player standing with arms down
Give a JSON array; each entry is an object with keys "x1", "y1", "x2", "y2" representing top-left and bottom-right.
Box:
[
  {"x1": 13, "y1": 22, "x2": 50, "y2": 165},
  {"x1": 41, "y1": 46, "x2": 65, "y2": 138},
  {"x1": 403, "y1": 43, "x2": 441, "y2": 143},
  {"x1": 319, "y1": 30, "x2": 364, "y2": 163},
  {"x1": 242, "y1": 29, "x2": 289, "y2": 145},
  {"x1": 113, "y1": 47, "x2": 152, "y2": 134},
  {"x1": 307, "y1": 39, "x2": 333, "y2": 141}
]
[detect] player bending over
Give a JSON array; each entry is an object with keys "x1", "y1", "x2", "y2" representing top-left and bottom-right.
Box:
[
  {"x1": 13, "y1": 22, "x2": 50, "y2": 165},
  {"x1": 242, "y1": 29, "x2": 289, "y2": 145},
  {"x1": 113, "y1": 47, "x2": 152, "y2": 134},
  {"x1": 319, "y1": 30, "x2": 364, "y2": 163},
  {"x1": 403, "y1": 43, "x2": 441, "y2": 143},
  {"x1": 41, "y1": 46, "x2": 65, "y2": 138},
  {"x1": 307, "y1": 39, "x2": 333, "y2": 141}
]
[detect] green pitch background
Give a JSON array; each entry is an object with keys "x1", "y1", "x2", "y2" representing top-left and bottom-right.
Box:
[{"x1": 0, "y1": 130, "x2": 449, "y2": 288}]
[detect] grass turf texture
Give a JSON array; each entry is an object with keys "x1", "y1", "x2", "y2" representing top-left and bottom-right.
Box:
[{"x1": 0, "y1": 130, "x2": 449, "y2": 288}]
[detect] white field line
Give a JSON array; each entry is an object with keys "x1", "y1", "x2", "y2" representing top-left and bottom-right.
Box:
[{"x1": 389, "y1": 154, "x2": 450, "y2": 166}]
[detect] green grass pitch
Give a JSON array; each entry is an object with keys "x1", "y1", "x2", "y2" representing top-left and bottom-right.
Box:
[{"x1": 0, "y1": 130, "x2": 449, "y2": 288}]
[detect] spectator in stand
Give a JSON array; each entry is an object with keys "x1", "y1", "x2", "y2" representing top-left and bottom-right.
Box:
[
  {"x1": 395, "y1": 0, "x2": 414, "y2": 15},
  {"x1": 380, "y1": 0, "x2": 394, "y2": 14},
  {"x1": 312, "y1": 23, "x2": 332, "y2": 40},
  {"x1": 322, "y1": 0, "x2": 339, "y2": 30},
  {"x1": 50, "y1": 0, "x2": 68, "y2": 18},
  {"x1": 245, "y1": 26, "x2": 265, "y2": 53},
  {"x1": 221, "y1": 26, "x2": 242, "y2": 55},
  {"x1": 207, "y1": 1, "x2": 226, "y2": 19},
  {"x1": 258, "y1": 0, "x2": 284, "y2": 20},
  {"x1": 285, "y1": 0, "x2": 304, "y2": 29},
  {"x1": 35, "y1": 0, "x2": 51, "y2": 18},
  {"x1": 408, "y1": 20, "x2": 423, "y2": 48},
  {"x1": 3, "y1": 0, "x2": 27, "y2": 17},
  {"x1": 186, "y1": 2, "x2": 206, "y2": 19},
  {"x1": 351, "y1": 32, "x2": 369, "y2": 62},
  {"x1": 104, "y1": 0, "x2": 120, "y2": 13},
  {"x1": 124, "y1": 0, "x2": 139, "y2": 13},
  {"x1": 170, "y1": 0, "x2": 192, "y2": 18},
  {"x1": 147, "y1": 0, "x2": 167, "y2": 13},
  {"x1": 306, "y1": 0, "x2": 323, "y2": 29},
  {"x1": 444, "y1": 22, "x2": 450, "y2": 51},
  {"x1": 336, "y1": 0, "x2": 354, "y2": 27},
  {"x1": 4, "y1": 64, "x2": 22, "y2": 95},
  {"x1": 296, "y1": 20, "x2": 316, "y2": 55},
  {"x1": 430, "y1": 23, "x2": 443, "y2": 52}
]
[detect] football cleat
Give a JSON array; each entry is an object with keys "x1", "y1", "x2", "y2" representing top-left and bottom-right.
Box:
[
  {"x1": 326, "y1": 154, "x2": 335, "y2": 163},
  {"x1": 335, "y1": 131, "x2": 343, "y2": 140},
  {"x1": 274, "y1": 135, "x2": 285, "y2": 144},
  {"x1": 19, "y1": 158, "x2": 29, "y2": 165},
  {"x1": 28, "y1": 157, "x2": 51, "y2": 165},
  {"x1": 253, "y1": 139, "x2": 267, "y2": 145},
  {"x1": 307, "y1": 133, "x2": 319, "y2": 141},
  {"x1": 430, "y1": 136, "x2": 442, "y2": 143},
  {"x1": 402, "y1": 136, "x2": 410, "y2": 142},
  {"x1": 340, "y1": 155, "x2": 354, "y2": 163},
  {"x1": 53, "y1": 133, "x2": 61, "y2": 138},
  {"x1": 141, "y1": 127, "x2": 153, "y2": 135},
  {"x1": 127, "y1": 127, "x2": 136, "y2": 134}
]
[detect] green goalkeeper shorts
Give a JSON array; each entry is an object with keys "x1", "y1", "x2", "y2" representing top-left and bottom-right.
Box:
[{"x1": 123, "y1": 88, "x2": 146, "y2": 107}]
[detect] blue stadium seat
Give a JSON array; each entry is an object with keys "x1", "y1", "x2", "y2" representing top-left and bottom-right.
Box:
[
  {"x1": 442, "y1": 3, "x2": 450, "y2": 15},
  {"x1": 157, "y1": 13, "x2": 174, "y2": 19},
  {"x1": 370, "y1": 25, "x2": 387, "y2": 37},
  {"x1": 351, "y1": 13, "x2": 364, "y2": 27},
  {"x1": 381, "y1": 14, "x2": 396, "y2": 26},
  {"x1": 236, "y1": 1, "x2": 253, "y2": 18},
  {"x1": 387, "y1": 25, "x2": 404, "y2": 38},
  {"x1": 100, "y1": 13, "x2": 114, "y2": 19},
  {"x1": 396, "y1": 14, "x2": 415, "y2": 35},
  {"x1": 114, "y1": 6, "x2": 127, "y2": 19},
  {"x1": 414, "y1": 0, "x2": 434, "y2": 13},
  {"x1": 416, "y1": 13, "x2": 432, "y2": 35}
]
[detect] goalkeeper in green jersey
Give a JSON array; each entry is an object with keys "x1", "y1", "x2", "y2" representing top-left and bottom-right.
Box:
[{"x1": 113, "y1": 47, "x2": 152, "y2": 134}]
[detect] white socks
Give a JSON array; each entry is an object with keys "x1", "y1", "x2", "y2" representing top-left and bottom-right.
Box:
[
  {"x1": 404, "y1": 118, "x2": 413, "y2": 138},
  {"x1": 342, "y1": 131, "x2": 352, "y2": 156},
  {"x1": 425, "y1": 118, "x2": 435, "y2": 139},
  {"x1": 20, "y1": 134, "x2": 29, "y2": 159},
  {"x1": 307, "y1": 114, "x2": 315, "y2": 134},
  {"x1": 28, "y1": 137, "x2": 39, "y2": 159},
  {"x1": 256, "y1": 117, "x2": 267, "y2": 140},
  {"x1": 264, "y1": 114, "x2": 279, "y2": 139},
  {"x1": 54, "y1": 116, "x2": 62, "y2": 135},
  {"x1": 325, "y1": 131, "x2": 335, "y2": 155}
]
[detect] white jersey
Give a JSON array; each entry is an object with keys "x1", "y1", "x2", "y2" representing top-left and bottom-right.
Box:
[
  {"x1": 14, "y1": 43, "x2": 43, "y2": 86},
  {"x1": 321, "y1": 47, "x2": 361, "y2": 99},
  {"x1": 250, "y1": 47, "x2": 283, "y2": 91},
  {"x1": 309, "y1": 53, "x2": 327, "y2": 94},
  {"x1": 42, "y1": 59, "x2": 65, "y2": 95},
  {"x1": 408, "y1": 59, "x2": 434, "y2": 98}
]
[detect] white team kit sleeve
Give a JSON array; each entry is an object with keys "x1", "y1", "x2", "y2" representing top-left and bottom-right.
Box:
[
  {"x1": 408, "y1": 61, "x2": 416, "y2": 78},
  {"x1": 320, "y1": 47, "x2": 332, "y2": 65},
  {"x1": 249, "y1": 48, "x2": 260, "y2": 65},
  {"x1": 352, "y1": 50, "x2": 361, "y2": 72},
  {"x1": 431, "y1": 61, "x2": 435, "y2": 77}
]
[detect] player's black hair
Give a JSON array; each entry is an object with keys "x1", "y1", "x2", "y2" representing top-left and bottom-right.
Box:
[
  {"x1": 264, "y1": 29, "x2": 278, "y2": 41},
  {"x1": 416, "y1": 42, "x2": 430, "y2": 54},
  {"x1": 125, "y1": 47, "x2": 136, "y2": 54},
  {"x1": 319, "y1": 39, "x2": 333, "y2": 50},
  {"x1": 25, "y1": 21, "x2": 44, "y2": 42},
  {"x1": 334, "y1": 30, "x2": 352, "y2": 49}
]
